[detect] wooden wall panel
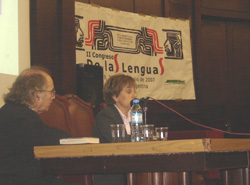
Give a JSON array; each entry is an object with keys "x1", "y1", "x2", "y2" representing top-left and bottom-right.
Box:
[
  {"x1": 31, "y1": 0, "x2": 76, "y2": 95},
  {"x1": 164, "y1": 0, "x2": 191, "y2": 19},
  {"x1": 194, "y1": 18, "x2": 229, "y2": 128},
  {"x1": 229, "y1": 22, "x2": 250, "y2": 106},
  {"x1": 197, "y1": 19, "x2": 228, "y2": 107},
  {"x1": 90, "y1": 0, "x2": 134, "y2": 12},
  {"x1": 227, "y1": 22, "x2": 250, "y2": 130},
  {"x1": 134, "y1": 0, "x2": 163, "y2": 17},
  {"x1": 60, "y1": 0, "x2": 77, "y2": 94},
  {"x1": 201, "y1": 0, "x2": 250, "y2": 12},
  {"x1": 30, "y1": 0, "x2": 61, "y2": 89},
  {"x1": 194, "y1": 0, "x2": 250, "y2": 132}
]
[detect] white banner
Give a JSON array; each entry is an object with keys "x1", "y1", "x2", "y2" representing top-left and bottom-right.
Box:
[{"x1": 75, "y1": 2, "x2": 196, "y2": 100}]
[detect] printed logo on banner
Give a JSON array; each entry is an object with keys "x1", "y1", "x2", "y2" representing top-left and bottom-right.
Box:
[
  {"x1": 163, "y1": 30, "x2": 183, "y2": 59},
  {"x1": 76, "y1": 20, "x2": 164, "y2": 56},
  {"x1": 75, "y1": 15, "x2": 84, "y2": 50},
  {"x1": 76, "y1": 19, "x2": 163, "y2": 76}
]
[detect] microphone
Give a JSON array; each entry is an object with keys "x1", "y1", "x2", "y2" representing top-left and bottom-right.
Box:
[
  {"x1": 130, "y1": 97, "x2": 149, "y2": 107},
  {"x1": 140, "y1": 97, "x2": 149, "y2": 102},
  {"x1": 139, "y1": 97, "x2": 149, "y2": 108}
]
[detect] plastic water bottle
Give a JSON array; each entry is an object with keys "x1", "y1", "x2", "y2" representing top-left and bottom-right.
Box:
[{"x1": 130, "y1": 99, "x2": 143, "y2": 142}]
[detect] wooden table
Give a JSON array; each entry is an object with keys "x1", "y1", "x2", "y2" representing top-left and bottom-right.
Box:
[{"x1": 34, "y1": 139, "x2": 250, "y2": 185}]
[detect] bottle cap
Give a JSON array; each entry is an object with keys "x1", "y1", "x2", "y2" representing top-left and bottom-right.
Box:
[{"x1": 132, "y1": 99, "x2": 139, "y2": 104}]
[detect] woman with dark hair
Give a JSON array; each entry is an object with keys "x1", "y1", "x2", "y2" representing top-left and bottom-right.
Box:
[{"x1": 92, "y1": 73, "x2": 137, "y2": 185}]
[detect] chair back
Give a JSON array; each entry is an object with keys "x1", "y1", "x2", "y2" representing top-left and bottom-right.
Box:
[
  {"x1": 39, "y1": 94, "x2": 71, "y2": 134},
  {"x1": 65, "y1": 94, "x2": 95, "y2": 137}
]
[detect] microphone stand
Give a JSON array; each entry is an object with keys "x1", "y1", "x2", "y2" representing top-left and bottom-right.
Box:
[{"x1": 142, "y1": 101, "x2": 148, "y2": 125}]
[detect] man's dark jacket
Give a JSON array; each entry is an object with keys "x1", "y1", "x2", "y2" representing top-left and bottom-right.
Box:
[{"x1": 0, "y1": 102, "x2": 70, "y2": 185}]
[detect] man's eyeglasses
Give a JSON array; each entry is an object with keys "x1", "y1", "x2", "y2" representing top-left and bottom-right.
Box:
[{"x1": 40, "y1": 88, "x2": 56, "y2": 96}]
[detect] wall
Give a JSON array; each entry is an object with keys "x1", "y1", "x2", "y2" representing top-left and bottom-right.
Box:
[
  {"x1": 0, "y1": 0, "x2": 30, "y2": 107},
  {"x1": 193, "y1": 0, "x2": 250, "y2": 133},
  {"x1": 30, "y1": 0, "x2": 250, "y2": 133}
]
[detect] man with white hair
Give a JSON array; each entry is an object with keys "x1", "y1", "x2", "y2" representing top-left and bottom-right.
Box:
[{"x1": 0, "y1": 67, "x2": 84, "y2": 185}]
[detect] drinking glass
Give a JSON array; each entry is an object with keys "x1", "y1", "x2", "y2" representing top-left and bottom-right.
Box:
[
  {"x1": 110, "y1": 124, "x2": 125, "y2": 143},
  {"x1": 155, "y1": 127, "x2": 168, "y2": 141},
  {"x1": 142, "y1": 124, "x2": 155, "y2": 141}
]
